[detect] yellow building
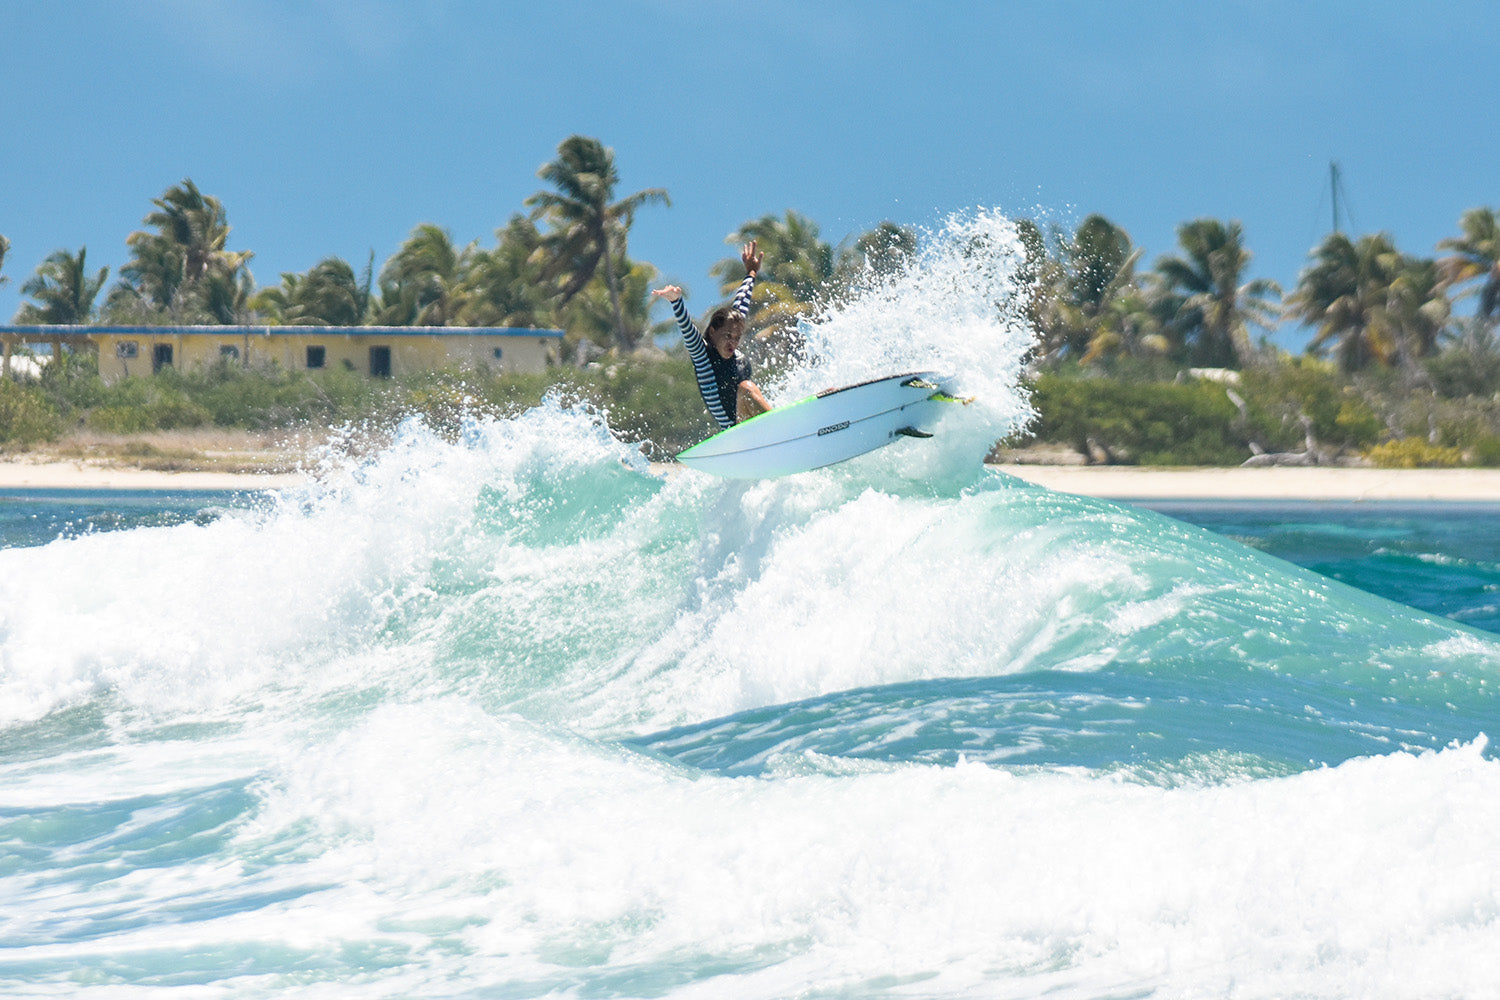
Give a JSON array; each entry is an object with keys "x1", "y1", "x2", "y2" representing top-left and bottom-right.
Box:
[{"x1": 2, "y1": 325, "x2": 564, "y2": 382}]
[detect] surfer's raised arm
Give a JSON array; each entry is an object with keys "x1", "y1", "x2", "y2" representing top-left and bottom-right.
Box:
[
  {"x1": 652, "y1": 240, "x2": 771, "y2": 429},
  {"x1": 741, "y1": 239, "x2": 762, "y2": 280}
]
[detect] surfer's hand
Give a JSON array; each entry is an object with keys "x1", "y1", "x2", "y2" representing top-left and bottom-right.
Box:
[
  {"x1": 651, "y1": 285, "x2": 683, "y2": 302},
  {"x1": 741, "y1": 240, "x2": 762, "y2": 276}
]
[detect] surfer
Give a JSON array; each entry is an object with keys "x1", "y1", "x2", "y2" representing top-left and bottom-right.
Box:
[{"x1": 652, "y1": 241, "x2": 773, "y2": 428}]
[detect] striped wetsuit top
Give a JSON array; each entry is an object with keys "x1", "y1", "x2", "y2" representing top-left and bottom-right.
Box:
[{"x1": 670, "y1": 273, "x2": 756, "y2": 429}]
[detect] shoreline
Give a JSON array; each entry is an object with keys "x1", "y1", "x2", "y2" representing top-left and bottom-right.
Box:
[
  {"x1": 4, "y1": 455, "x2": 1500, "y2": 501},
  {"x1": 995, "y1": 464, "x2": 1500, "y2": 502},
  {"x1": 0, "y1": 459, "x2": 307, "y2": 492}
]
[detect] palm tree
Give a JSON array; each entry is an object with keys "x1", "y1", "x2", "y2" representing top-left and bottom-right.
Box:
[
  {"x1": 252, "y1": 257, "x2": 370, "y2": 326},
  {"x1": 1152, "y1": 218, "x2": 1281, "y2": 368},
  {"x1": 527, "y1": 136, "x2": 669, "y2": 351},
  {"x1": 117, "y1": 178, "x2": 253, "y2": 321},
  {"x1": 458, "y1": 215, "x2": 555, "y2": 328},
  {"x1": 1384, "y1": 257, "x2": 1451, "y2": 368},
  {"x1": 15, "y1": 247, "x2": 108, "y2": 324},
  {"x1": 1287, "y1": 232, "x2": 1404, "y2": 372},
  {"x1": 200, "y1": 268, "x2": 257, "y2": 325},
  {"x1": 714, "y1": 210, "x2": 834, "y2": 303},
  {"x1": 709, "y1": 211, "x2": 838, "y2": 352},
  {"x1": 834, "y1": 221, "x2": 918, "y2": 285},
  {"x1": 1079, "y1": 287, "x2": 1166, "y2": 364},
  {"x1": 559, "y1": 257, "x2": 659, "y2": 352},
  {"x1": 1437, "y1": 207, "x2": 1500, "y2": 323},
  {"x1": 0, "y1": 234, "x2": 10, "y2": 291},
  {"x1": 373, "y1": 224, "x2": 470, "y2": 326},
  {"x1": 1034, "y1": 214, "x2": 1150, "y2": 362}
]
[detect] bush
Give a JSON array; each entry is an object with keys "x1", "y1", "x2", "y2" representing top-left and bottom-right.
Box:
[
  {"x1": 1366, "y1": 439, "x2": 1466, "y2": 468},
  {"x1": 0, "y1": 379, "x2": 61, "y2": 445},
  {"x1": 1425, "y1": 325, "x2": 1500, "y2": 399},
  {"x1": 1027, "y1": 372, "x2": 1246, "y2": 465},
  {"x1": 1466, "y1": 435, "x2": 1500, "y2": 466},
  {"x1": 1236, "y1": 359, "x2": 1381, "y2": 453}
]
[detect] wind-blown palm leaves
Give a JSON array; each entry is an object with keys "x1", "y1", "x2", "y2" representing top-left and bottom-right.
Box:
[
  {"x1": 251, "y1": 256, "x2": 372, "y2": 327},
  {"x1": 558, "y1": 256, "x2": 659, "y2": 356},
  {"x1": 832, "y1": 221, "x2": 919, "y2": 291},
  {"x1": 1033, "y1": 215, "x2": 1153, "y2": 363},
  {"x1": 1385, "y1": 257, "x2": 1450, "y2": 368},
  {"x1": 714, "y1": 211, "x2": 834, "y2": 301},
  {"x1": 0, "y1": 234, "x2": 10, "y2": 292},
  {"x1": 373, "y1": 224, "x2": 471, "y2": 326},
  {"x1": 15, "y1": 247, "x2": 108, "y2": 324},
  {"x1": 1152, "y1": 219, "x2": 1282, "y2": 368},
  {"x1": 110, "y1": 179, "x2": 254, "y2": 323},
  {"x1": 527, "y1": 136, "x2": 669, "y2": 352},
  {"x1": 1438, "y1": 207, "x2": 1500, "y2": 323},
  {"x1": 457, "y1": 215, "x2": 552, "y2": 328},
  {"x1": 1286, "y1": 233, "x2": 1398, "y2": 372},
  {"x1": 707, "y1": 214, "x2": 922, "y2": 359}
]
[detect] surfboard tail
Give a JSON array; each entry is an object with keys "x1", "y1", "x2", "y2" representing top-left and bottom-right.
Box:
[{"x1": 902, "y1": 374, "x2": 974, "y2": 406}]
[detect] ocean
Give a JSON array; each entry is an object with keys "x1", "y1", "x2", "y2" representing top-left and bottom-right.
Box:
[{"x1": 2, "y1": 212, "x2": 1498, "y2": 999}]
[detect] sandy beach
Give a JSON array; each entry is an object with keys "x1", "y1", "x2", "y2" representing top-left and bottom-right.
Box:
[
  {"x1": 5, "y1": 452, "x2": 1500, "y2": 500},
  {"x1": 996, "y1": 464, "x2": 1500, "y2": 501},
  {"x1": 0, "y1": 459, "x2": 307, "y2": 492}
]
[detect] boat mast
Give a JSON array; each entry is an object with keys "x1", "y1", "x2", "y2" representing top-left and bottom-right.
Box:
[{"x1": 1330, "y1": 160, "x2": 1347, "y2": 234}]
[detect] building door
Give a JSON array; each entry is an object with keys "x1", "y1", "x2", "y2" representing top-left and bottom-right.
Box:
[
  {"x1": 369, "y1": 345, "x2": 392, "y2": 378},
  {"x1": 153, "y1": 343, "x2": 174, "y2": 373}
]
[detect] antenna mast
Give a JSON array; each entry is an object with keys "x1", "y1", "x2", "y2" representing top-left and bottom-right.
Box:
[{"x1": 1330, "y1": 161, "x2": 1346, "y2": 234}]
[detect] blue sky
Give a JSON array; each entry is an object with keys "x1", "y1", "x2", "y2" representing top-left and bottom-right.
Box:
[{"x1": 3, "y1": 1, "x2": 1497, "y2": 347}]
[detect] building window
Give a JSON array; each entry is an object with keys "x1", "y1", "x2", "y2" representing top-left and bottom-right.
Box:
[
  {"x1": 369, "y1": 345, "x2": 392, "y2": 378},
  {"x1": 116, "y1": 341, "x2": 138, "y2": 359},
  {"x1": 492, "y1": 347, "x2": 504, "y2": 360},
  {"x1": 306, "y1": 345, "x2": 326, "y2": 369},
  {"x1": 220, "y1": 345, "x2": 240, "y2": 360}
]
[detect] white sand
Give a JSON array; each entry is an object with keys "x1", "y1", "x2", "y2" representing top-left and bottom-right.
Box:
[
  {"x1": 5, "y1": 454, "x2": 1500, "y2": 500},
  {"x1": 997, "y1": 464, "x2": 1500, "y2": 501},
  {"x1": 0, "y1": 459, "x2": 307, "y2": 491}
]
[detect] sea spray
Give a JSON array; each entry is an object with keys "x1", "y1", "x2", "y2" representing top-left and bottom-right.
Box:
[
  {"x1": 761, "y1": 207, "x2": 1038, "y2": 480},
  {"x1": 783, "y1": 208, "x2": 1033, "y2": 409}
]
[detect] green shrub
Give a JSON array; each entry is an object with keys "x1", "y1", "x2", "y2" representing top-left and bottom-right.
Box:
[
  {"x1": 0, "y1": 379, "x2": 61, "y2": 445},
  {"x1": 1425, "y1": 327, "x2": 1500, "y2": 399},
  {"x1": 1028, "y1": 373, "x2": 1246, "y2": 465},
  {"x1": 84, "y1": 377, "x2": 212, "y2": 432},
  {"x1": 1237, "y1": 359, "x2": 1381, "y2": 453},
  {"x1": 1366, "y1": 439, "x2": 1465, "y2": 468},
  {"x1": 1466, "y1": 435, "x2": 1500, "y2": 466}
]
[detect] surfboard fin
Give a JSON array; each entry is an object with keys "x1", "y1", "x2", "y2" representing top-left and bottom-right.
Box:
[
  {"x1": 895, "y1": 426, "x2": 934, "y2": 439},
  {"x1": 901, "y1": 376, "x2": 974, "y2": 405}
]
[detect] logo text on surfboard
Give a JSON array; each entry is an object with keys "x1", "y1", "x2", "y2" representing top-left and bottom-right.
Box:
[{"x1": 817, "y1": 420, "x2": 850, "y2": 436}]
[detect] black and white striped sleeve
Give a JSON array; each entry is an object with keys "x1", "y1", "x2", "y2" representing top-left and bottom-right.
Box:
[
  {"x1": 731, "y1": 272, "x2": 756, "y2": 317},
  {"x1": 671, "y1": 296, "x2": 732, "y2": 430}
]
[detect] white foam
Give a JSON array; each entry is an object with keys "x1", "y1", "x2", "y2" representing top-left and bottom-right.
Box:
[{"x1": 230, "y1": 706, "x2": 1500, "y2": 998}]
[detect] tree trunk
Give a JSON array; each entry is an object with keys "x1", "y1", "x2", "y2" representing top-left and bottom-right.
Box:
[{"x1": 601, "y1": 235, "x2": 631, "y2": 353}]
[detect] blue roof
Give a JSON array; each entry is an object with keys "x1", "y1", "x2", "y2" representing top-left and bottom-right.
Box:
[{"x1": 1, "y1": 324, "x2": 565, "y2": 339}]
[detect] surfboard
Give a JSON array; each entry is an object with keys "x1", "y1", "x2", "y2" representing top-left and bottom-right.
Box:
[{"x1": 676, "y1": 371, "x2": 962, "y2": 479}]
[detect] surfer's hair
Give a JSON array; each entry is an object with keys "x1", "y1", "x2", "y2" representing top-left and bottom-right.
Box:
[{"x1": 705, "y1": 307, "x2": 744, "y2": 339}]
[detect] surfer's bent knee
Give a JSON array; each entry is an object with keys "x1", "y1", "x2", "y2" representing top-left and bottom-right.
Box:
[{"x1": 737, "y1": 381, "x2": 770, "y2": 422}]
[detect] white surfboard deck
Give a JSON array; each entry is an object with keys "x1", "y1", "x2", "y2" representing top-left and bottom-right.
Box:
[{"x1": 676, "y1": 371, "x2": 956, "y2": 479}]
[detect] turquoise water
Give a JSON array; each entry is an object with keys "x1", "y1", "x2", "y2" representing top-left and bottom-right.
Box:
[
  {"x1": 1149, "y1": 500, "x2": 1500, "y2": 635},
  {"x1": 2, "y1": 214, "x2": 1498, "y2": 998}
]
